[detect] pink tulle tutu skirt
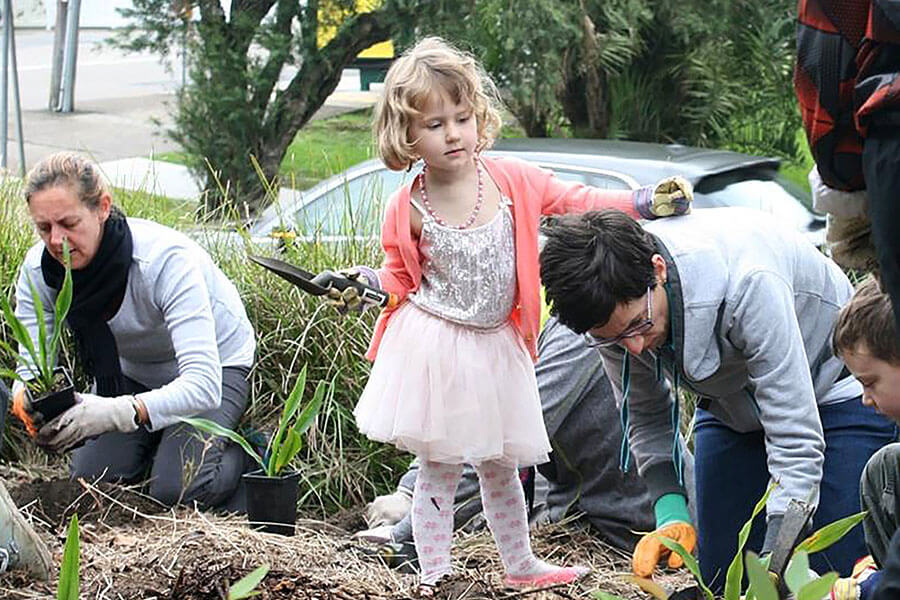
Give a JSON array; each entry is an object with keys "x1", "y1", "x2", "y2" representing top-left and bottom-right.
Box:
[{"x1": 355, "y1": 302, "x2": 550, "y2": 466}]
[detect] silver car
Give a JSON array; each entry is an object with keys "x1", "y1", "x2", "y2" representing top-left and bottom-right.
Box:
[{"x1": 249, "y1": 138, "x2": 824, "y2": 246}]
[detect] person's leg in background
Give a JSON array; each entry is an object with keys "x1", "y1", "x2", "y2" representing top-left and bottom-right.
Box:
[
  {"x1": 149, "y1": 366, "x2": 251, "y2": 510},
  {"x1": 862, "y1": 126, "x2": 900, "y2": 347},
  {"x1": 814, "y1": 398, "x2": 897, "y2": 575},
  {"x1": 694, "y1": 408, "x2": 769, "y2": 593}
]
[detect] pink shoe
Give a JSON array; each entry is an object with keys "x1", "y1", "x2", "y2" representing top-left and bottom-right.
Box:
[{"x1": 503, "y1": 566, "x2": 590, "y2": 589}]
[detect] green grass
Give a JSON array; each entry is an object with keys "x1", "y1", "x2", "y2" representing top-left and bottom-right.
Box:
[
  {"x1": 279, "y1": 110, "x2": 376, "y2": 189},
  {"x1": 778, "y1": 128, "x2": 815, "y2": 197}
]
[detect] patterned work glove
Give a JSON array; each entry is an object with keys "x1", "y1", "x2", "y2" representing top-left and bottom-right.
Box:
[
  {"x1": 633, "y1": 493, "x2": 697, "y2": 577},
  {"x1": 36, "y1": 393, "x2": 139, "y2": 452},
  {"x1": 831, "y1": 555, "x2": 879, "y2": 600},
  {"x1": 324, "y1": 266, "x2": 380, "y2": 314},
  {"x1": 635, "y1": 176, "x2": 694, "y2": 219}
]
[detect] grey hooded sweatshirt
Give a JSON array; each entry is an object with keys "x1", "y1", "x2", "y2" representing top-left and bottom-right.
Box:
[{"x1": 598, "y1": 207, "x2": 861, "y2": 521}]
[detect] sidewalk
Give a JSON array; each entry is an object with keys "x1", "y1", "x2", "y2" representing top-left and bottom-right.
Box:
[{"x1": 3, "y1": 28, "x2": 380, "y2": 200}]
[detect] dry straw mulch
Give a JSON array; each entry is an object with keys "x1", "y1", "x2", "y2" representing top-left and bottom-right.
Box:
[{"x1": 2, "y1": 475, "x2": 692, "y2": 600}]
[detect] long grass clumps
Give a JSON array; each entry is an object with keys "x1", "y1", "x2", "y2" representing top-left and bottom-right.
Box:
[{"x1": 0, "y1": 179, "x2": 410, "y2": 518}]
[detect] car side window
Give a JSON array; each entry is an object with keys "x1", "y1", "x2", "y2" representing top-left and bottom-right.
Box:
[
  {"x1": 545, "y1": 167, "x2": 632, "y2": 190},
  {"x1": 292, "y1": 169, "x2": 412, "y2": 237}
]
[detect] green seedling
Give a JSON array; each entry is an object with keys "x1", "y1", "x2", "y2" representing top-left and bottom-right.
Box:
[
  {"x1": 657, "y1": 483, "x2": 865, "y2": 600},
  {"x1": 0, "y1": 240, "x2": 73, "y2": 396},
  {"x1": 57, "y1": 514, "x2": 79, "y2": 600},
  {"x1": 181, "y1": 365, "x2": 329, "y2": 477},
  {"x1": 227, "y1": 564, "x2": 270, "y2": 600}
]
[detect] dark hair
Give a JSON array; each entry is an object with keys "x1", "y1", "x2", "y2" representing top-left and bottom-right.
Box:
[
  {"x1": 540, "y1": 210, "x2": 656, "y2": 333},
  {"x1": 833, "y1": 274, "x2": 900, "y2": 364}
]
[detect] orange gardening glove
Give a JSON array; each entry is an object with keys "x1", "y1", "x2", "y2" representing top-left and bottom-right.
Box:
[
  {"x1": 633, "y1": 493, "x2": 696, "y2": 577},
  {"x1": 11, "y1": 387, "x2": 39, "y2": 437},
  {"x1": 633, "y1": 521, "x2": 698, "y2": 577}
]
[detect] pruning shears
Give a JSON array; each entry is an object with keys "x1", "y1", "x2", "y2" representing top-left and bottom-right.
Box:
[{"x1": 248, "y1": 255, "x2": 398, "y2": 309}]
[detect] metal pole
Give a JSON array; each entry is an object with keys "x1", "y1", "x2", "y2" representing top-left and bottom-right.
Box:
[
  {"x1": 49, "y1": 0, "x2": 68, "y2": 111},
  {"x1": 60, "y1": 0, "x2": 81, "y2": 113},
  {"x1": 7, "y1": 0, "x2": 24, "y2": 175},
  {"x1": 1, "y1": 0, "x2": 9, "y2": 169}
]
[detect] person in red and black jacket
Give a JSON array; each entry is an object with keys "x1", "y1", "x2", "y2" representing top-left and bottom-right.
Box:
[{"x1": 794, "y1": 0, "x2": 900, "y2": 347}]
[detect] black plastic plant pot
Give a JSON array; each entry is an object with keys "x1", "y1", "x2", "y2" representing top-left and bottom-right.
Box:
[
  {"x1": 26, "y1": 366, "x2": 76, "y2": 424},
  {"x1": 242, "y1": 469, "x2": 301, "y2": 536}
]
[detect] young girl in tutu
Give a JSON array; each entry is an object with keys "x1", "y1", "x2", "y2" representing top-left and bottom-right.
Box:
[{"x1": 339, "y1": 37, "x2": 692, "y2": 594}]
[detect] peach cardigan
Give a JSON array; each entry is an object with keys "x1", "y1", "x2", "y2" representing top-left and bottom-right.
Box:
[{"x1": 366, "y1": 156, "x2": 640, "y2": 362}]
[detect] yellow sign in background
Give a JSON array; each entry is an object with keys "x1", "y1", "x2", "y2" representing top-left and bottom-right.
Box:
[{"x1": 317, "y1": 0, "x2": 394, "y2": 59}]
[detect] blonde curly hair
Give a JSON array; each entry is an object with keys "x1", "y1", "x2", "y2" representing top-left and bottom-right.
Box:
[{"x1": 374, "y1": 37, "x2": 503, "y2": 171}]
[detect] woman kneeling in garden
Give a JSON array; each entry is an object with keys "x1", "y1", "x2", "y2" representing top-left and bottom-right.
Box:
[{"x1": 10, "y1": 152, "x2": 256, "y2": 511}]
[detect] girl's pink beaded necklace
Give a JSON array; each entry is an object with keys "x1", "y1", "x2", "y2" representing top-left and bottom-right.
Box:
[{"x1": 417, "y1": 159, "x2": 485, "y2": 229}]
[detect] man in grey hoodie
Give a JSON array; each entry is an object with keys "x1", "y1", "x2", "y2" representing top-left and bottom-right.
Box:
[{"x1": 539, "y1": 207, "x2": 897, "y2": 591}]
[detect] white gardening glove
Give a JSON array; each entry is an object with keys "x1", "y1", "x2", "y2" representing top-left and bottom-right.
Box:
[
  {"x1": 36, "y1": 393, "x2": 139, "y2": 452},
  {"x1": 353, "y1": 487, "x2": 414, "y2": 544},
  {"x1": 365, "y1": 487, "x2": 413, "y2": 528}
]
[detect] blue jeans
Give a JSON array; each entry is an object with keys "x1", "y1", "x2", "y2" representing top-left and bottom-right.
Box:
[{"x1": 694, "y1": 398, "x2": 897, "y2": 591}]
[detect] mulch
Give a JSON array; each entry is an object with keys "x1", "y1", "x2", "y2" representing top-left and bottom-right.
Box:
[{"x1": 1, "y1": 475, "x2": 693, "y2": 600}]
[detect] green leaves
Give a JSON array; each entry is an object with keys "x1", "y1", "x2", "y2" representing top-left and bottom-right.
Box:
[
  {"x1": 744, "y1": 552, "x2": 777, "y2": 600},
  {"x1": 179, "y1": 416, "x2": 266, "y2": 472},
  {"x1": 57, "y1": 514, "x2": 80, "y2": 600},
  {"x1": 657, "y1": 535, "x2": 714, "y2": 600},
  {"x1": 0, "y1": 240, "x2": 73, "y2": 394},
  {"x1": 796, "y1": 511, "x2": 867, "y2": 555},
  {"x1": 227, "y1": 564, "x2": 269, "y2": 600},
  {"x1": 744, "y1": 550, "x2": 838, "y2": 600},
  {"x1": 723, "y1": 482, "x2": 774, "y2": 600},
  {"x1": 180, "y1": 365, "x2": 330, "y2": 478}
]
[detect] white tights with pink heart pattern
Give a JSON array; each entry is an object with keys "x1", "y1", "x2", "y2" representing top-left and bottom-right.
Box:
[{"x1": 411, "y1": 459, "x2": 567, "y2": 586}]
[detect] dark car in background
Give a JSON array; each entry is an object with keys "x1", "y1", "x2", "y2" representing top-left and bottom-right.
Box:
[{"x1": 247, "y1": 138, "x2": 823, "y2": 247}]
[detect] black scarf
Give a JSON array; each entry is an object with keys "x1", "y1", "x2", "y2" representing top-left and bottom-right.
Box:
[{"x1": 41, "y1": 212, "x2": 133, "y2": 396}]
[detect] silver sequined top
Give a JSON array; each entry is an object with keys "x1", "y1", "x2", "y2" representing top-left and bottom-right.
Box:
[{"x1": 408, "y1": 196, "x2": 517, "y2": 329}]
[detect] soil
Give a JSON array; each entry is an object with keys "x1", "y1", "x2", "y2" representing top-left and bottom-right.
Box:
[
  {"x1": 3, "y1": 476, "x2": 693, "y2": 600},
  {"x1": 8, "y1": 477, "x2": 166, "y2": 529}
]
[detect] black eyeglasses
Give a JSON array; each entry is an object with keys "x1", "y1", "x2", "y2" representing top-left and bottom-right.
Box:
[{"x1": 583, "y1": 286, "x2": 654, "y2": 348}]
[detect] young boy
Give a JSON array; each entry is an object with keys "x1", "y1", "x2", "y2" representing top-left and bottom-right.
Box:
[{"x1": 832, "y1": 275, "x2": 900, "y2": 600}]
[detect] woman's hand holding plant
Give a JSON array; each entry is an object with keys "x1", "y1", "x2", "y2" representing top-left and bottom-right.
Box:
[{"x1": 37, "y1": 392, "x2": 139, "y2": 452}]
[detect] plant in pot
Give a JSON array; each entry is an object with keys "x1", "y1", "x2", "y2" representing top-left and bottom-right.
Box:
[
  {"x1": 0, "y1": 240, "x2": 75, "y2": 437},
  {"x1": 181, "y1": 364, "x2": 329, "y2": 536}
]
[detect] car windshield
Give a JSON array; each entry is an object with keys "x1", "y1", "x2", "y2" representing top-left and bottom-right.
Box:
[{"x1": 693, "y1": 169, "x2": 816, "y2": 228}]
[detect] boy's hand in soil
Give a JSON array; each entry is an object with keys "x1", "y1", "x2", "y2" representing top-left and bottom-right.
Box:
[
  {"x1": 36, "y1": 393, "x2": 139, "y2": 452},
  {"x1": 633, "y1": 493, "x2": 696, "y2": 577}
]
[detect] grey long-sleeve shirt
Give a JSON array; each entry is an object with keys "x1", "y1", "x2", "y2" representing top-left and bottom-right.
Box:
[
  {"x1": 599, "y1": 207, "x2": 861, "y2": 518},
  {"x1": 14, "y1": 218, "x2": 255, "y2": 430}
]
